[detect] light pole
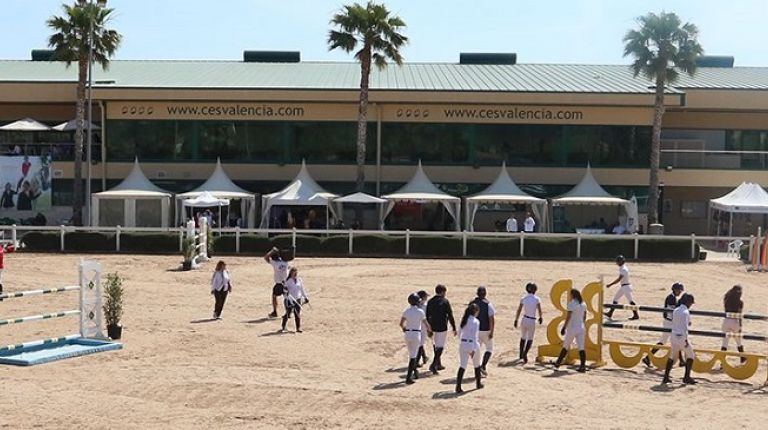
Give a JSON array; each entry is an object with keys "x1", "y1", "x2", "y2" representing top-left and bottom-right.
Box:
[{"x1": 85, "y1": 0, "x2": 106, "y2": 226}]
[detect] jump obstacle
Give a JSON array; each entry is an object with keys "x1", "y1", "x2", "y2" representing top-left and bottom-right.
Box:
[
  {"x1": 0, "y1": 260, "x2": 122, "y2": 366},
  {"x1": 537, "y1": 279, "x2": 768, "y2": 382},
  {"x1": 748, "y1": 227, "x2": 768, "y2": 272},
  {"x1": 185, "y1": 217, "x2": 209, "y2": 269}
]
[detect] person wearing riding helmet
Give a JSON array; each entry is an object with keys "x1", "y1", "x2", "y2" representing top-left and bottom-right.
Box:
[
  {"x1": 663, "y1": 293, "x2": 697, "y2": 385},
  {"x1": 643, "y1": 282, "x2": 685, "y2": 367},
  {"x1": 400, "y1": 293, "x2": 432, "y2": 385},
  {"x1": 604, "y1": 255, "x2": 640, "y2": 320},
  {"x1": 554, "y1": 288, "x2": 588, "y2": 373},
  {"x1": 471, "y1": 286, "x2": 496, "y2": 376},
  {"x1": 456, "y1": 302, "x2": 484, "y2": 393},
  {"x1": 416, "y1": 290, "x2": 430, "y2": 367},
  {"x1": 514, "y1": 282, "x2": 543, "y2": 364}
]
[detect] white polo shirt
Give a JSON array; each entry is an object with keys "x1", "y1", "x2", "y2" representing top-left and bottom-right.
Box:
[
  {"x1": 671, "y1": 304, "x2": 691, "y2": 336},
  {"x1": 402, "y1": 306, "x2": 426, "y2": 331},
  {"x1": 524, "y1": 216, "x2": 536, "y2": 232},
  {"x1": 520, "y1": 293, "x2": 540, "y2": 318},
  {"x1": 506, "y1": 218, "x2": 518, "y2": 232},
  {"x1": 284, "y1": 277, "x2": 308, "y2": 301},
  {"x1": 567, "y1": 300, "x2": 586, "y2": 331},
  {"x1": 270, "y1": 259, "x2": 289, "y2": 284},
  {"x1": 459, "y1": 315, "x2": 480, "y2": 344},
  {"x1": 618, "y1": 264, "x2": 630, "y2": 285}
]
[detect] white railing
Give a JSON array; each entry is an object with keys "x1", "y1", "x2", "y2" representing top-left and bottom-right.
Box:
[{"x1": 0, "y1": 224, "x2": 754, "y2": 261}]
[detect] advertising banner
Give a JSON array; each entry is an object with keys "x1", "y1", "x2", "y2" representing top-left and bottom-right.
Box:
[{"x1": 0, "y1": 155, "x2": 53, "y2": 211}]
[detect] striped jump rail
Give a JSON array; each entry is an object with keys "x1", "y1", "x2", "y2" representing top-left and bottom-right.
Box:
[
  {"x1": 0, "y1": 310, "x2": 81, "y2": 327},
  {"x1": 0, "y1": 285, "x2": 80, "y2": 301},
  {"x1": 603, "y1": 303, "x2": 768, "y2": 321},
  {"x1": 603, "y1": 322, "x2": 768, "y2": 342},
  {"x1": 0, "y1": 334, "x2": 80, "y2": 352}
]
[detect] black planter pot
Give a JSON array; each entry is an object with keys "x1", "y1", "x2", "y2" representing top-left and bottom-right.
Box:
[
  {"x1": 182, "y1": 260, "x2": 192, "y2": 271},
  {"x1": 107, "y1": 323, "x2": 122, "y2": 340}
]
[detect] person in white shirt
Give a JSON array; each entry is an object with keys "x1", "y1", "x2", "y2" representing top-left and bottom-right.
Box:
[
  {"x1": 471, "y1": 286, "x2": 496, "y2": 376},
  {"x1": 513, "y1": 282, "x2": 543, "y2": 364},
  {"x1": 643, "y1": 283, "x2": 685, "y2": 368},
  {"x1": 210, "y1": 260, "x2": 232, "y2": 320},
  {"x1": 281, "y1": 267, "x2": 309, "y2": 333},
  {"x1": 505, "y1": 215, "x2": 518, "y2": 233},
  {"x1": 612, "y1": 223, "x2": 627, "y2": 235},
  {"x1": 523, "y1": 212, "x2": 536, "y2": 232},
  {"x1": 264, "y1": 246, "x2": 293, "y2": 318},
  {"x1": 604, "y1": 255, "x2": 640, "y2": 320},
  {"x1": 416, "y1": 290, "x2": 430, "y2": 367},
  {"x1": 554, "y1": 289, "x2": 588, "y2": 372},
  {"x1": 721, "y1": 285, "x2": 746, "y2": 363},
  {"x1": 456, "y1": 303, "x2": 484, "y2": 393},
  {"x1": 400, "y1": 293, "x2": 432, "y2": 385},
  {"x1": 663, "y1": 293, "x2": 697, "y2": 385}
]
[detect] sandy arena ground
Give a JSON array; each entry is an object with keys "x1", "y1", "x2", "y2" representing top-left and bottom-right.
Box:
[{"x1": 1, "y1": 253, "x2": 767, "y2": 429}]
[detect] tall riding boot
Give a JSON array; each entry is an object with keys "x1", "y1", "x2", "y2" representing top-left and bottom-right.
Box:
[
  {"x1": 577, "y1": 350, "x2": 587, "y2": 372},
  {"x1": 554, "y1": 348, "x2": 568, "y2": 369},
  {"x1": 436, "y1": 347, "x2": 445, "y2": 370},
  {"x1": 281, "y1": 315, "x2": 288, "y2": 331},
  {"x1": 481, "y1": 351, "x2": 492, "y2": 372},
  {"x1": 430, "y1": 348, "x2": 443, "y2": 374},
  {"x1": 0, "y1": 283, "x2": 3, "y2": 301},
  {"x1": 604, "y1": 301, "x2": 618, "y2": 318},
  {"x1": 405, "y1": 358, "x2": 415, "y2": 384},
  {"x1": 644, "y1": 342, "x2": 663, "y2": 367},
  {"x1": 683, "y1": 358, "x2": 697, "y2": 384},
  {"x1": 412, "y1": 358, "x2": 420, "y2": 380},
  {"x1": 295, "y1": 315, "x2": 301, "y2": 333},
  {"x1": 455, "y1": 367, "x2": 465, "y2": 393},
  {"x1": 524, "y1": 340, "x2": 534, "y2": 358},
  {"x1": 662, "y1": 358, "x2": 673, "y2": 384},
  {"x1": 421, "y1": 346, "x2": 429, "y2": 365},
  {"x1": 519, "y1": 339, "x2": 526, "y2": 360},
  {"x1": 737, "y1": 346, "x2": 746, "y2": 364},
  {"x1": 474, "y1": 366, "x2": 484, "y2": 389},
  {"x1": 629, "y1": 301, "x2": 640, "y2": 320}
]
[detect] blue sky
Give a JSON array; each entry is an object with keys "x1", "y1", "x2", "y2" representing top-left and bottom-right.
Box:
[{"x1": 2, "y1": 0, "x2": 766, "y2": 65}]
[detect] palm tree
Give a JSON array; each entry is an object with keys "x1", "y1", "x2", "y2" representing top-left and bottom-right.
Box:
[
  {"x1": 47, "y1": 0, "x2": 121, "y2": 225},
  {"x1": 328, "y1": 1, "x2": 407, "y2": 191},
  {"x1": 623, "y1": 12, "x2": 702, "y2": 226}
]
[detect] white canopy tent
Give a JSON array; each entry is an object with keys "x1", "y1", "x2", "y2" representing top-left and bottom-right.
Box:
[
  {"x1": 382, "y1": 161, "x2": 461, "y2": 231},
  {"x1": 260, "y1": 161, "x2": 338, "y2": 228},
  {"x1": 92, "y1": 158, "x2": 172, "y2": 227},
  {"x1": 465, "y1": 162, "x2": 548, "y2": 231},
  {"x1": 332, "y1": 192, "x2": 388, "y2": 229},
  {"x1": 551, "y1": 164, "x2": 634, "y2": 233},
  {"x1": 182, "y1": 191, "x2": 230, "y2": 229},
  {"x1": 52, "y1": 119, "x2": 100, "y2": 132},
  {"x1": 0, "y1": 118, "x2": 51, "y2": 131},
  {"x1": 709, "y1": 182, "x2": 768, "y2": 236},
  {"x1": 176, "y1": 158, "x2": 256, "y2": 227}
]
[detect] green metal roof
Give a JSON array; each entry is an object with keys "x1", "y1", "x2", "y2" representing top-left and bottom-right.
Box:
[{"x1": 1, "y1": 60, "x2": 767, "y2": 92}]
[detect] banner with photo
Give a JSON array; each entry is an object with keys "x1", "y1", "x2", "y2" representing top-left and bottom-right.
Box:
[{"x1": 0, "y1": 155, "x2": 52, "y2": 211}]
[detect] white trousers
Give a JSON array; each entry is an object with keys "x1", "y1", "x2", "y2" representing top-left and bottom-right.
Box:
[
  {"x1": 670, "y1": 335, "x2": 695, "y2": 361},
  {"x1": 404, "y1": 332, "x2": 421, "y2": 359},
  {"x1": 563, "y1": 327, "x2": 585, "y2": 350},
  {"x1": 479, "y1": 331, "x2": 494, "y2": 352},
  {"x1": 0, "y1": 268, "x2": 4, "y2": 284},
  {"x1": 520, "y1": 317, "x2": 536, "y2": 341},
  {"x1": 658, "y1": 319, "x2": 672, "y2": 344},
  {"x1": 433, "y1": 331, "x2": 448, "y2": 349},
  {"x1": 721, "y1": 318, "x2": 743, "y2": 348},
  {"x1": 612, "y1": 284, "x2": 634, "y2": 303},
  {"x1": 459, "y1": 344, "x2": 481, "y2": 369}
]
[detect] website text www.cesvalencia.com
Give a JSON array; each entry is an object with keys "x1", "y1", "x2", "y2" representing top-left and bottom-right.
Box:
[
  {"x1": 443, "y1": 107, "x2": 584, "y2": 121},
  {"x1": 164, "y1": 104, "x2": 305, "y2": 118}
]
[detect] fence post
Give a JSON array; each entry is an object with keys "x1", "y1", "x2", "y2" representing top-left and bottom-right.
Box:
[
  {"x1": 462, "y1": 230, "x2": 467, "y2": 257},
  {"x1": 60, "y1": 225, "x2": 66, "y2": 252},
  {"x1": 634, "y1": 233, "x2": 639, "y2": 259},
  {"x1": 178, "y1": 227, "x2": 183, "y2": 252},
  {"x1": 405, "y1": 229, "x2": 410, "y2": 256},
  {"x1": 748, "y1": 235, "x2": 754, "y2": 261},
  {"x1": 690, "y1": 233, "x2": 696, "y2": 260},
  {"x1": 235, "y1": 226, "x2": 241, "y2": 254},
  {"x1": 576, "y1": 232, "x2": 582, "y2": 258},
  {"x1": 116, "y1": 225, "x2": 121, "y2": 252},
  {"x1": 292, "y1": 228, "x2": 297, "y2": 248},
  {"x1": 11, "y1": 224, "x2": 16, "y2": 246},
  {"x1": 520, "y1": 232, "x2": 525, "y2": 257}
]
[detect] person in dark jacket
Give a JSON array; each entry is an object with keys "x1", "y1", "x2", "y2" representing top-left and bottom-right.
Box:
[
  {"x1": 471, "y1": 286, "x2": 496, "y2": 376},
  {"x1": 426, "y1": 284, "x2": 456, "y2": 374}
]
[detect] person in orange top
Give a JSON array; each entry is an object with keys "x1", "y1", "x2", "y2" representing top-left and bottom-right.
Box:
[{"x1": 0, "y1": 242, "x2": 16, "y2": 301}]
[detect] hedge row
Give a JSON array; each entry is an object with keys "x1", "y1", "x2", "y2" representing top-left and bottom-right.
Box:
[{"x1": 19, "y1": 231, "x2": 699, "y2": 261}]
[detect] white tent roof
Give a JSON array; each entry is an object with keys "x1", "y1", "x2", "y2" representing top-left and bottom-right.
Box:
[
  {"x1": 333, "y1": 192, "x2": 387, "y2": 204},
  {"x1": 382, "y1": 161, "x2": 459, "y2": 202},
  {"x1": 0, "y1": 117, "x2": 50, "y2": 131},
  {"x1": 177, "y1": 158, "x2": 253, "y2": 199},
  {"x1": 94, "y1": 158, "x2": 171, "y2": 198},
  {"x1": 52, "y1": 119, "x2": 100, "y2": 132},
  {"x1": 552, "y1": 164, "x2": 628, "y2": 205},
  {"x1": 710, "y1": 182, "x2": 768, "y2": 213},
  {"x1": 466, "y1": 162, "x2": 545, "y2": 203},
  {"x1": 182, "y1": 191, "x2": 229, "y2": 207},
  {"x1": 263, "y1": 160, "x2": 338, "y2": 205}
]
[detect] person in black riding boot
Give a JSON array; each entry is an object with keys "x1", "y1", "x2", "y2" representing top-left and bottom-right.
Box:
[
  {"x1": 720, "y1": 285, "x2": 746, "y2": 364},
  {"x1": 643, "y1": 283, "x2": 685, "y2": 367},
  {"x1": 554, "y1": 289, "x2": 588, "y2": 373},
  {"x1": 514, "y1": 282, "x2": 544, "y2": 364},
  {"x1": 426, "y1": 284, "x2": 457, "y2": 375},
  {"x1": 604, "y1": 255, "x2": 640, "y2": 320},
  {"x1": 471, "y1": 286, "x2": 496, "y2": 376},
  {"x1": 662, "y1": 293, "x2": 697, "y2": 385},
  {"x1": 400, "y1": 293, "x2": 432, "y2": 385},
  {"x1": 456, "y1": 303, "x2": 483, "y2": 393},
  {"x1": 415, "y1": 290, "x2": 430, "y2": 367}
]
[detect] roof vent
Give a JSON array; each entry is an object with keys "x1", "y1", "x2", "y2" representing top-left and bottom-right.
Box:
[
  {"x1": 695, "y1": 55, "x2": 734, "y2": 68},
  {"x1": 459, "y1": 53, "x2": 517, "y2": 65},
  {"x1": 31, "y1": 49, "x2": 56, "y2": 61},
  {"x1": 243, "y1": 51, "x2": 300, "y2": 63}
]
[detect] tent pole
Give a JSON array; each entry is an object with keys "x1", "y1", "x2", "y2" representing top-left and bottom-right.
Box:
[{"x1": 729, "y1": 211, "x2": 733, "y2": 237}]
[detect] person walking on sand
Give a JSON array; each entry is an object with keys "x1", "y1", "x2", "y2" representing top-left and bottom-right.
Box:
[
  {"x1": 400, "y1": 293, "x2": 432, "y2": 385},
  {"x1": 513, "y1": 282, "x2": 543, "y2": 364},
  {"x1": 281, "y1": 267, "x2": 309, "y2": 333},
  {"x1": 554, "y1": 289, "x2": 588, "y2": 373},
  {"x1": 416, "y1": 290, "x2": 430, "y2": 367},
  {"x1": 264, "y1": 246, "x2": 293, "y2": 318},
  {"x1": 662, "y1": 293, "x2": 697, "y2": 385},
  {"x1": 604, "y1": 255, "x2": 640, "y2": 320},
  {"x1": 426, "y1": 284, "x2": 456, "y2": 375},
  {"x1": 721, "y1": 285, "x2": 746, "y2": 363},
  {"x1": 471, "y1": 286, "x2": 496, "y2": 376},
  {"x1": 643, "y1": 282, "x2": 685, "y2": 367},
  {"x1": 210, "y1": 261, "x2": 232, "y2": 320},
  {"x1": 455, "y1": 303, "x2": 483, "y2": 393}
]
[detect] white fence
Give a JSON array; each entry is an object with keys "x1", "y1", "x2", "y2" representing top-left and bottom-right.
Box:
[{"x1": 0, "y1": 224, "x2": 756, "y2": 261}]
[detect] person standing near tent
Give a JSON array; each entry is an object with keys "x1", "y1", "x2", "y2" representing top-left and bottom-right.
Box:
[
  {"x1": 505, "y1": 214, "x2": 518, "y2": 233},
  {"x1": 604, "y1": 255, "x2": 640, "y2": 320},
  {"x1": 210, "y1": 260, "x2": 232, "y2": 319},
  {"x1": 524, "y1": 212, "x2": 536, "y2": 233},
  {"x1": 471, "y1": 286, "x2": 496, "y2": 376},
  {"x1": 264, "y1": 246, "x2": 293, "y2": 318},
  {"x1": 426, "y1": 284, "x2": 456, "y2": 374}
]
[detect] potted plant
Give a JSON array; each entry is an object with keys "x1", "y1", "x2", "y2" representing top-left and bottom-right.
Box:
[
  {"x1": 103, "y1": 272, "x2": 124, "y2": 340},
  {"x1": 182, "y1": 237, "x2": 195, "y2": 271}
]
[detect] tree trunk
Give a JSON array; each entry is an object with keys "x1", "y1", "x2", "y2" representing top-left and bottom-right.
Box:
[
  {"x1": 355, "y1": 48, "x2": 371, "y2": 192},
  {"x1": 72, "y1": 56, "x2": 87, "y2": 226},
  {"x1": 646, "y1": 74, "x2": 666, "y2": 226}
]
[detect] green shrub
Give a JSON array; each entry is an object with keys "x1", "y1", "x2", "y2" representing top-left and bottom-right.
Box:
[
  {"x1": 352, "y1": 234, "x2": 406, "y2": 255},
  {"x1": 20, "y1": 232, "x2": 59, "y2": 251},
  {"x1": 320, "y1": 235, "x2": 350, "y2": 255},
  {"x1": 65, "y1": 232, "x2": 115, "y2": 252},
  {"x1": 410, "y1": 235, "x2": 462, "y2": 257},
  {"x1": 639, "y1": 239, "x2": 698, "y2": 261},
  {"x1": 121, "y1": 233, "x2": 179, "y2": 253},
  {"x1": 580, "y1": 237, "x2": 635, "y2": 259},
  {"x1": 103, "y1": 272, "x2": 124, "y2": 326},
  {"x1": 466, "y1": 236, "x2": 520, "y2": 257},
  {"x1": 524, "y1": 236, "x2": 577, "y2": 258}
]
